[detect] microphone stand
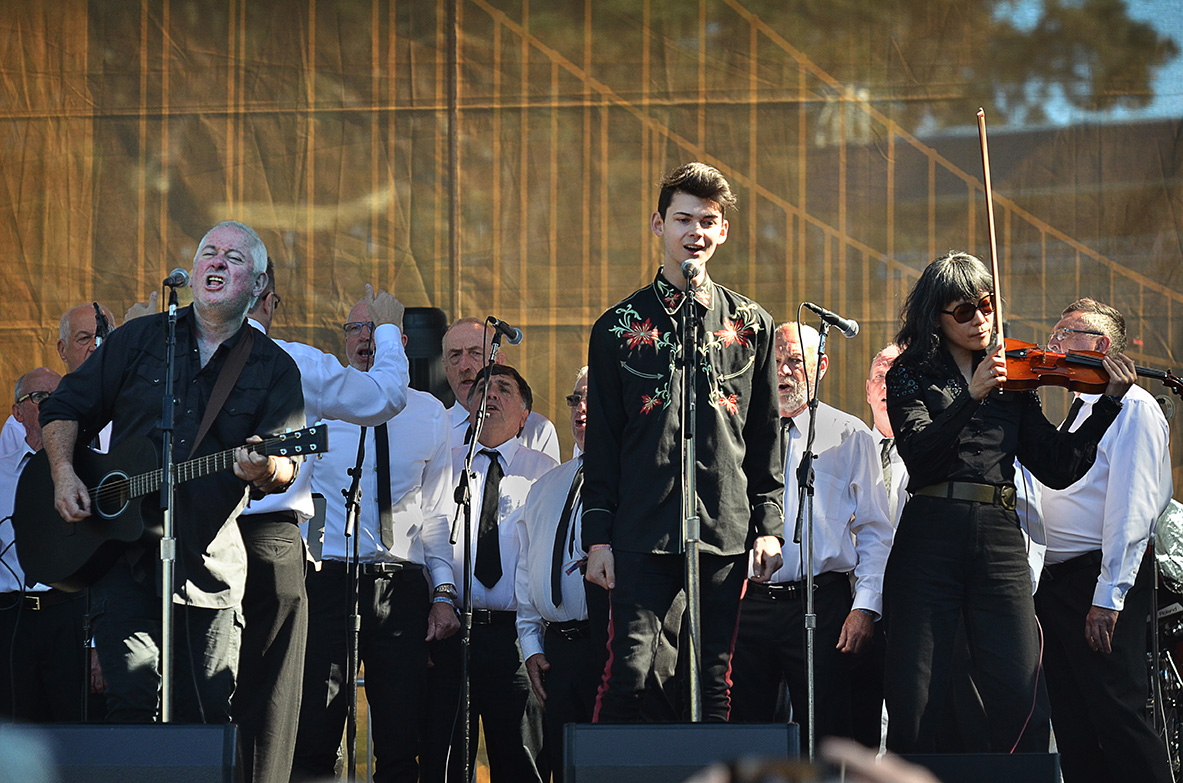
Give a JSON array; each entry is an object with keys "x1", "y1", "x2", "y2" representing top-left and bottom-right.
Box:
[
  {"x1": 791, "y1": 318, "x2": 831, "y2": 762},
  {"x1": 158, "y1": 286, "x2": 181, "y2": 722},
  {"x1": 447, "y1": 327, "x2": 502, "y2": 783},
  {"x1": 341, "y1": 428, "x2": 367, "y2": 782},
  {"x1": 680, "y1": 265, "x2": 704, "y2": 722}
]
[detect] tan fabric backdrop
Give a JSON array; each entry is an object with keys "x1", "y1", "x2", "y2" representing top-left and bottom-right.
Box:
[{"x1": 2, "y1": 0, "x2": 1180, "y2": 477}]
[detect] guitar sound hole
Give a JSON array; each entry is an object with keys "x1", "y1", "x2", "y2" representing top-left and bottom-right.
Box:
[{"x1": 94, "y1": 472, "x2": 131, "y2": 519}]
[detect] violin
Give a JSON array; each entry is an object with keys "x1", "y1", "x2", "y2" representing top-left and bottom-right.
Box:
[
  {"x1": 976, "y1": 111, "x2": 1183, "y2": 399},
  {"x1": 1001, "y1": 337, "x2": 1183, "y2": 397}
]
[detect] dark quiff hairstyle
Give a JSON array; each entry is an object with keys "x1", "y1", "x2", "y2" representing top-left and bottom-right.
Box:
[
  {"x1": 895, "y1": 251, "x2": 994, "y2": 370},
  {"x1": 1061, "y1": 298, "x2": 1127, "y2": 354},
  {"x1": 467, "y1": 364, "x2": 534, "y2": 413},
  {"x1": 656, "y1": 162, "x2": 738, "y2": 219}
]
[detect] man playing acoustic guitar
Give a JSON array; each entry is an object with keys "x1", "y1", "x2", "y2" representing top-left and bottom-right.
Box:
[{"x1": 39, "y1": 220, "x2": 305, "y2": 723}]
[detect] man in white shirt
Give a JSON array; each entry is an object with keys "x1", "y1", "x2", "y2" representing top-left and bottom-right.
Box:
[
  {"x1": 515, "y1": 366, "x2": 596, "y2": 782},
  {"x1": 289, "y1": 292, "x2": 454, "y2": 783},
  {"x1": 1036, "y1": 298, "x2": 1173, "y2": 783},
  {"x1": 730, "y1": 323, "x2": 893, "y2": 743},
  {"x1": 0, "y1": 368, "x2": 88, "y2": 722},
  {"x1": 442, "y1": 317, "x2": 561, "y2": 461},
  {"x1": 236, "y1": 264, "x2": 410, "y2": 783},
  {"x1": 422, "y1": 364, "x2": 556, "y2": 783}
]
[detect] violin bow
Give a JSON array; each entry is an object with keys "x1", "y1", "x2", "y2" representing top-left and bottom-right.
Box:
[{"x1": 977, "y1": 108, "x2": 1006, "y2": 349}]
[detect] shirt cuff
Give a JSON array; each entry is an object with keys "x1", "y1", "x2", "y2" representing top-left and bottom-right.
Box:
[
  {"x1": 750, "y1": 501, "x2": 785, "y2": 542},
  {"x1": 1092, "y1": 581, "x2": 1128, "y2": 612},
  {"x1": 852, "y1": 586, "x2": 882, "y2": 618},
  {"x1": 519, "y1": 625, "x2": 546, "y2": 661},
  {"x1": 580, "y1": 507, "x2": 615, "y2": 549}
]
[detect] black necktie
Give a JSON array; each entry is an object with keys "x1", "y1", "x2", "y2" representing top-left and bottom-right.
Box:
[
  {"x1": 475, "y1": 449, "x2": 504, "y2": 588},
  {"x1": 375, "y1": 423, "x2": 394, "y2": 549},
  {"x1": 880, "y1": 437, "x2": 894, "y2": 492},
  {"x1": 551, "y1": 459, "x2": 584, "y2": 607},
  {"x1": 1061, "y1": 397, "x2": 1085, "y2": 433}
]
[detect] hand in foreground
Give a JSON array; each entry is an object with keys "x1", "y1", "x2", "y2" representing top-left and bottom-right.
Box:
[
  {"x1": 526, "y1": 653, "x2": 550, "y2": 705},
  {"x1": 1102, "y1": 352, "x2": 1137, "y2": 399},
  {"x1": 585, "y1": 548, "x2": 615, "y2": 590},
  {"x1": 426, "y1": 601, "x2": 461, "y2": 642},
  {"x1": 123, "y1": 291, "x2": 159, "y2": 323},
  {"x1": 365, "y1": 284, "x2": 406, "y2": 331},
  {"x1": 52, "y1": 465, "x2": 91, "y2": 522},
  {"x1": 836, "y1": 609, "x2": 874, "y2": 654},
  {"x1": 749, "y1": 535, "x2": 783, "y2": 583},
  {"x1": 968, "y1": 342, "x2": 1007, "y2": 401},
  {"x1": 233, "y1": 435, "x2": 274, "y2": 485},
  {"x1": 1085, "y1": 605, "x2": 1119, "y2": 654}
]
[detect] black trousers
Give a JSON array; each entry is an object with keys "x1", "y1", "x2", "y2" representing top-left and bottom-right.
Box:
[
  {"x1": 420, "y1": 614, "x2": 545, "y2": 783},
  {"x1": 291, "y1": 563, "x2": 429, "y2": 783},
  {"x1": 883, "y1": 496, "x2": 1049, "y2": 753},
  {"x1": 233, "y1": 514, "x2": 308, "y2": 783},
  {"x1": 541, "y1": 622, "x2": 603, "y2": 783},
  {"x1": 594, "y1": 551, "x2": 745, "y2": 723},
  {"x1": 729, "y1": 573, "x2": 855, "y2": 741},
  {"x1": 1035, "y1": 550, "x2": 1172, "y2": 783},
  {"x1": 0, "y1": 590, "x2": 87, "y2": 721},
  {"x1": 848, "y1": 610, "x2": 886, "y2": 748}
]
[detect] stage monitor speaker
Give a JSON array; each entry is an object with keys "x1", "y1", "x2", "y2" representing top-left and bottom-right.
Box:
[
  {"x1": 0, "y1": 723, "x2": 239, "y2": 783},
  {"x1": 564, "y1": 722, "x2": 799, "y2": 783},
  {"x1": 901, "y1": 752, "x2": 1060, "y2": 783},
  {"x1": 403, "y1": 306, "x2": 452, "y2": 405}
]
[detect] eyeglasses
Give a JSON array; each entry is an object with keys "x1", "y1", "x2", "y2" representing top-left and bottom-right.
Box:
[
  {"x1": 1048, "y1": 326, "x2": 1104, "y2": 344},
  {"x1": 940, "y1": 295, "x2": 994, "y2": 324},
  {"x1": 565, "y1": 393, "x2": 587, "y2": 408},
  {"x1": 342, "y1": 321, "x2": 375, "y2": 338},
  {"x1": 16, "y1": 391, "x2": 51, "y2": 406},
  {"x1": 269, "y1": 292, "x2": 282, "y2": 309}
]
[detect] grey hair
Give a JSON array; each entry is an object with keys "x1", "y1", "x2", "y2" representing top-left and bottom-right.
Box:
[{"x1": 197, "y1": 220, "x2": 268, "y2": 276}]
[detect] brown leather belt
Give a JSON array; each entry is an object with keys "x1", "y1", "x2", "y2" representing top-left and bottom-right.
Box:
[{"x1": 913, "y1": 481, "x2": 1017, "y2": 510}]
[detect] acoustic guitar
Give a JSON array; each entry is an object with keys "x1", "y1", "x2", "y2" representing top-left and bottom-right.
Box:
[{"x1": 11, "y1": 425, "x2": 327, "y2": 592}]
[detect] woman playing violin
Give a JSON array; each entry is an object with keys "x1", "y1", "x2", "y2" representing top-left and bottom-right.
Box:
[{"x1": 882, "y1": 251, "x2": 1137, "y2": 753}]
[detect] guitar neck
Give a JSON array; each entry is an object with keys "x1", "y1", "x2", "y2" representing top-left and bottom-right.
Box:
[{"x1": 126, "y1": 444, "x2": 262, "y2": 501}]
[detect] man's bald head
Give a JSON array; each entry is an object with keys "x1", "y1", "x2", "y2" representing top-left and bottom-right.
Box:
[{"x1": 58, "y1": 303, "x2": 116, "y2": 373}]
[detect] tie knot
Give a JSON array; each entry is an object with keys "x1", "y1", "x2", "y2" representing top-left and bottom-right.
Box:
[
  {"x1": 881, "y1": 437, "x2": 894, "y2": 453},
  {"x1": 480, "y1": 448, "x2": 500, "y2": 460}
]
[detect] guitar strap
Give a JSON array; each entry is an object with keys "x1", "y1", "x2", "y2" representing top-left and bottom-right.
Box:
[{"x1": 190, "y1": 325, "x2": 256, "y2": 457}]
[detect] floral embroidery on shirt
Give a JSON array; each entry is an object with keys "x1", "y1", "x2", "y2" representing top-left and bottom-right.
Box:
[
  {"x1": 714, "y1": 316, "x2": 754, "y2": 349},
  {"x1": 622, "y1": 318, "x2": 660, "y2": 350},
  {"x1": 655, "y1": 273, "x2": 713, "y2": 313},
  {"x1": 640, "y1": 394, "x2": 664, "y2": 414}
]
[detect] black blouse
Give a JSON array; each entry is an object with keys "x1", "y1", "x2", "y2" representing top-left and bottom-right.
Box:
[{"x1": 885, "y1": 347, "x2": 1120, "y2": 493}]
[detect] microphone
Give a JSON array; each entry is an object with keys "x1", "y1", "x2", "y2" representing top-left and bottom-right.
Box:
[
  {"x1": 163, "y1": 268, "x2": 190, "y2": 288},
  {"x1": 488, "y1": 317, "x2": 524, "y2": 345},
  {"x1": 802, "y1": 302, "x2": 859, "y2": 338},
  {"x1": 681, "y1": 260, "x2": 703, "y2": 280}
]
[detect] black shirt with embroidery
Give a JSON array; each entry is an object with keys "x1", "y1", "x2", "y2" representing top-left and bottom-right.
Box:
[
  {"x1": 885, "y1": 347, "x2": 1120, "y2": 493},
  {"x1": 40, "y1": 306, "x2": 306, "y2": 607},
  {"x1": 581, "y1": 270, "x2": 784, "y2": 557}
]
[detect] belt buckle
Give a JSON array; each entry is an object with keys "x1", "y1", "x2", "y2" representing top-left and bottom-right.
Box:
[
  {"x1": 999, "y1": 485, "x2": 1017, "y2": 510},
  {"x1": 28, "y1": 595, "x2": 42, "y2": 611},
  {"x1": 471, "y1": 608, "x2": 492, "y2": 624}
]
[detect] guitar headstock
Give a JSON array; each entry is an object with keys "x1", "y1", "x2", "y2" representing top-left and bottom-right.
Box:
[{"x1": 260, "y1": 425, "x2": 328, "y2": 457}]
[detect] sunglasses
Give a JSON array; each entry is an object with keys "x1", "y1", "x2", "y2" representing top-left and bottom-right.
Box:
[
  {"x1": 940, "y1": 295, "x2": 994, "y2": 324},
  {"x1": 565, "y1": 393, "x2": 587, "y2": 408}
]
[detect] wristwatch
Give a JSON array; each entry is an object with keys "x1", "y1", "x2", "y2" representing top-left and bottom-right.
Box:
[{"x1": 433, "y1": 583, "x2": 458, "y2": 601}]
